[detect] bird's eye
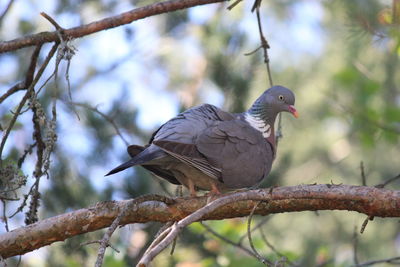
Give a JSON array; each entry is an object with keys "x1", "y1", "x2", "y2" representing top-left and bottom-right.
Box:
[{"x1": 278, "y1": 95, "x2": 284, "y2": 101}]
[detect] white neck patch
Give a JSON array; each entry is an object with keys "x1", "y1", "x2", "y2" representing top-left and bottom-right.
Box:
[{"x1": 245, "y1": 113, "x2": 271, "y2": 138}]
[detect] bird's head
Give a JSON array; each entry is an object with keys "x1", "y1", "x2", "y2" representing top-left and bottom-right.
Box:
[{"x1": 255, "y1": 85, "x2": 299, "y2": 119}]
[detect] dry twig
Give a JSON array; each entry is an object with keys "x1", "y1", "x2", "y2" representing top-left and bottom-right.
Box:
[
  {"x1": 247, "y1": 201, "x2": 271, "y2": 265},
  {"x1": 94, "y1": 201, "x2": 131, "y2": 267},
  {"x1": 360, "y1": 161, "x2": 367, "y2": 186},
  {"x1": 0, "y1": 0, "x2": 15, "y2": 25},
  {"x1": 227, "y1": 0, "x2": 243, "y2": 10},
  {"x1": 238, "y1": 216, "x2": 271, "y2": 243},
  {"x1": 353, "y1": 256, "x2": 400, "y2": 266},
  {"x1": 259, "y1": 228, "x2": 296, "y2": 266},
  {"x1": 201, "y1": 222, "x2": 263, "y2": 260},
  {"x1": 71, "y1": 102, "x2": 130, "y2": 146},
  {"x1": 86, "y1": 195, "x2": 174, "y2": 267},
  {"x1": 353, "y1": 226, "x2": 359, "y2": 265},
  {"x1": 375, "y1": 173, "x2": 400, "y2": 188}
]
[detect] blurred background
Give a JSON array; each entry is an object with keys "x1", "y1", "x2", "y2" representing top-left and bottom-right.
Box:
[{"x1": 0, "y1": 0, "x2": 399, "y2": 266}]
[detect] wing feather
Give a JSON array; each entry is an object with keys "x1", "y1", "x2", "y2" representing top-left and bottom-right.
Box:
[
  {"x1": 153, "y1": 140, "x2": 222, "y2": 181},
  {"x1": 196, "y1": 120, "x2": 273, "y2": 188}
]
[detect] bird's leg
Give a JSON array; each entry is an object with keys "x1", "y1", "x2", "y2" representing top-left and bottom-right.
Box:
[
  {"x1": 204, "y1": 182, "x2": 221, "y2": 203},
  {"x1": 209, "y1": 182, "x2": 221, "y2": 195},
  {"x1": 187, "y1": 179, "x2": 197, "y2": 197}
]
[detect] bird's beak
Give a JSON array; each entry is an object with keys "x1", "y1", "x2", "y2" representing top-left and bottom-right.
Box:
[{"x1": 288, "y1": 105, "x2": 299, "y2": 118}]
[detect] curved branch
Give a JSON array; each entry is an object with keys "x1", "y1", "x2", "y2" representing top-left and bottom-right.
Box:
[
  {"x1": 1, "y1": 184, "x2": 400, "y2": 259},
  {"x1": 0, "y1": 0, "x2": 227, "y2": 53}
]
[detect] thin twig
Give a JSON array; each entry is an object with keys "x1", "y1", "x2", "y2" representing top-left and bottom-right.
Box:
[
  {"x1": 0, "y1": 41, "x2": 43, "y2": 105},
  {"x1": 353, "y1": 226, "x2": 359, "y2": 265},
  {"x1": 94, "y1": 195, "x2": 175, "y2": 267},
  {"x1": 227, "y1": 0, "x2": 242, "y2": 10},
  {"x1": 81, "y1": 240, "x2": 120, "y2": 253},
  {"x1": 94, "y1": 201, "x2": 135, "y2": 267},
  {"x1": 360, "y1": 216, "x2": 373, "y2": 234},
  {"x1": 10, "y1": 182, "x2": 37, "y2": 218},
  {"x1": 0, "y1": 83, "x2": 25, "y2": 104},
  {"x1": 254, "y1": 6, "x2": 273, "y2": 87},
  {"x1": 17, "y1": 143, "x2": 37, "y2": 168},
  {"x1": 251, "y1": 0, "x2": 261, "y2": 12},
  {"x1": 201, "y1": 222, "x2": 262, "y2": 259},
  {"x1": 0, "y1": 0, "x2": 15, "y2": 25},
  {"x1": 244, "y1": 45, "x2": 262, "y2": 56},
  {"x1": 0, "y1": 92, "x2": 30, "y2": 165},
  {"x1": 353, "y1": 256, "x2": 400, "y2": 266},
  {"x1": 169, "y1": 236, "x2": 178, "y2": 255},
  {"x1": 40, "y1": 12, "x2": 63, "y2": 30},
  {"x1": 375, "y1": 173, "x2": 400, "y2": 188},
  {"x1": 71, "y1": 102, "x2": 130, "y2": 146},
  {"x1": 0, "y1": 254, "x2": 7, "y2": 267},
  {"x1": 1, "y1": 200, "x2": 9, "y2": 232},
  {"x1": 247, "y1": 201, "x2": 270, "y2": 265},
  {"x1": 360, "y1": 161, "x2": 366, "y2": 186},
  {"x1": 238, "y1": 215, "x2": 271, "y2": 244},
  {"x1": 259, "y1": 228, "x2": 296, "y2": 266}
]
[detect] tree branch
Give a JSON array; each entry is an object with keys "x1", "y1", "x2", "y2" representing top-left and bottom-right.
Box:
[
  {"x1": 0, "y1": 0, "x2": 228, "y2": 53},
  {"x1": 1, "y1": 184, "x2": 400, "y2": 259}
]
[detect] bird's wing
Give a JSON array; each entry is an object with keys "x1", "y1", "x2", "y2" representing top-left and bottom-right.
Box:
[
  {"x1": 151, "y1": 104, "x2": 235, "y2": 144},
  {"x1": 196, "y1": 120, "x2": 274, "y2": 188},
  {"x1": 148, "y1": 104, "x2": 235, "y2": 181},
  {"x1": 153, "y1": 140, "x2": 222, "y2": 181}
]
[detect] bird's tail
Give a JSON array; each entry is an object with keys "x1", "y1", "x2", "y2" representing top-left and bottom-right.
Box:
[{"x1": 105, "y1": 144, "x2": 162, "y2": 176}]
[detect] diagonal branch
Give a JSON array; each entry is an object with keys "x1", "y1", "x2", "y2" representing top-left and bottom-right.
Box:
[
  {"x1": 1, "y1": 184, "x2": 400, "y2": 260},
  {"x1": 0, "y1": 0, "x2": 228, "y2": 53},
  {"x1": 0, "y1": 0, "x2": 15, "y2": 25}
]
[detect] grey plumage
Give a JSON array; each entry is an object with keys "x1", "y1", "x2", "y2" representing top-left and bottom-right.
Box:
[{"x1": 106, "y1": 85, "x2": 298, "y2": 195}]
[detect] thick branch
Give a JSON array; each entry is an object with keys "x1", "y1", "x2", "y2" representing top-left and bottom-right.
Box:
[
  {"x1": 0, "y1": 0, "x2": 227, "y2": 53},
  {"x1": 1, "y1": 184, "x2": 400, "y2": 259}
]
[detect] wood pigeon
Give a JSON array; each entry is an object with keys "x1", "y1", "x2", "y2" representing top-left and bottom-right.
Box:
[{"x1": 106, "y1": 85, "x2": 298, "y2": 196}]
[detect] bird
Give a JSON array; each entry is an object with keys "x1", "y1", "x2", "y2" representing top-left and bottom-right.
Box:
[{"x1": 106, "y1": 85, "x2": 298, "y2": 196}]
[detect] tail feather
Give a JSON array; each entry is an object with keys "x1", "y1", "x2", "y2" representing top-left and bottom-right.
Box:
[
  {"x1": 127, "y1": 144, "x2": 147, "y2": 158},
  {"x1": 127, "y1": 145, "x2": 180, "y2": 184},
  {"x1": 105, "y1": 144, "x2": 164, "y2": 176},
  {"x1": 105, "y1": 158, "x2": 138, "y2": 176}
]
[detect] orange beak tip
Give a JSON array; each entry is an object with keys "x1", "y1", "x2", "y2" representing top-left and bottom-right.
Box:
[{"x1": 288, "y1": 105, "x2": 299, "y2": 118}]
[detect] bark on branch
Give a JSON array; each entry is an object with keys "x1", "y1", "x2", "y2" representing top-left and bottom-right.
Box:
[
  {"x1": 0, "y1": 0, "x2": 227, "y2": 54},
  {"x1": 1, "y1": 184, "x2": 400, "y2": 259}
]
